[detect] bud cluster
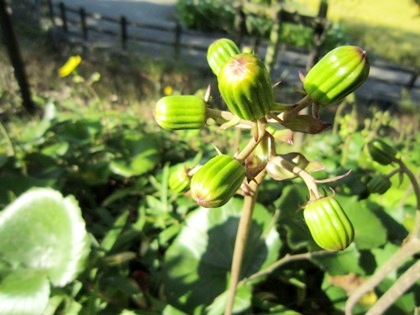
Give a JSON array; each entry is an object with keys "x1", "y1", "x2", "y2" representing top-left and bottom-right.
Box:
[{"x1": 154, "y1": 38, "x2": 373, "y2": 251}]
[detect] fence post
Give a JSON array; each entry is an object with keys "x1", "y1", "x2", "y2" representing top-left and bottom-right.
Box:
[
  {"x1": 174, "y1": 22, "x2": 181, "y2": 60},
  {"x1": 306, "y1": 0, "x2": 328, "y2": 70},
  {"x1": 59, "y1": 2, "x2": 67, "y2": 32},
  {"x1": 79, "y1": 7, "x2": 88, "y2": 40},
  {"x1": 0, "y1": 0, "x2": 35, "y2": 114},
  {"x1": 45, "y1": 0, "x2": 55, "y2": 25},
  {"x1": 233, "y1": 0, "x2": 245, "y2": 46},
  {"x1": 120, "y1": 16, "x2": 128, "y2": 50},
  {"x1": 405, "y1": 70, "x2": 418, "y2": 90}
]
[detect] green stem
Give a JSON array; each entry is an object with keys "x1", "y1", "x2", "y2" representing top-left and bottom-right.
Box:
[
  {"x1": 224, "y1": 171, "x2": 265, "y2": 315},
  {"x1": 270, "y1": 95, "x2": 312, "y2": 113},
  {"x1": 276, "y1": 156, "x2": 322, "y2": 200},
  {"x1": 206, "y1": 108, "x2": 254, "y2": 129},
  {"x1": 397, "y1": 159, "x2": 420, "y2": 239},
  {"x1": 235, "y1": 128, "x2": 267, "y2": 163}
]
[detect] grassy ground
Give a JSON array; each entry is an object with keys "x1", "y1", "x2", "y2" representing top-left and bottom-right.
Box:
[{"x1": 293, "y1": 0, "x2": 420, "y2": 67}]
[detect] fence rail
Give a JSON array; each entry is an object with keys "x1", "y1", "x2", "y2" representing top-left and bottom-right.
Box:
[{"x1": 43, "y1": 0, "x2": 419, "y2": 104}]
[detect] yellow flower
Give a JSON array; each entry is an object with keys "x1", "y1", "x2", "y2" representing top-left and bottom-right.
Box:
[
  {"x1": 59, "y1": 55, "x2": 82, "y2": 77},
  {"x1": 164, "y1": 85, "x2": 173, "y2": 96}
]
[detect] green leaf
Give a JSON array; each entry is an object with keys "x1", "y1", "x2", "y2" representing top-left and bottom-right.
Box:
[
  {"x1": 206, "y1": 284, "x2": 252, "y2": 315},
  {"x1": 275, "y1": 184, "x2": 309, "y2": 249},
  {"x1": 0, "y1": 188, "x2": 90, "y2": 287},
  {"x1": 321, "y1": 273, "x2": 369, "y2": 315},
  {"x1": 162, "y1": 305, "x2": 189, "y2": 315},
  {"x1": 0, "y1": 154, "x2": 8, "y2": 168},
  {"x1": 162, "y1": 198, "x2": 281, "y2": 312},
  {"x1": 0, "y1": 269, "x2": 50, "y2": 315},
  {"x1": 311, "y1": 243, "x2": 365, "y2": 275},
  {"x1": 109, "y1": 134, "x2": 160, "y2": 177},
  {"x1": 336, "y1": 196, "x2": 387, "y2": 249}
]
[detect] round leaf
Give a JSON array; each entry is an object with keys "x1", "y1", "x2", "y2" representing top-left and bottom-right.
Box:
[
  {"x1": 0, "y1": 188, "x2": 90, "y2": 286},
  {"x1": 162, "y1": 198, "x2": 281, "y2": 312},
  {"x1": 336, "y1": 196, "x2": 387, "y2": 249},
  {"x1": 0, "y1": 269, "x2": 50, "y2": 315}
]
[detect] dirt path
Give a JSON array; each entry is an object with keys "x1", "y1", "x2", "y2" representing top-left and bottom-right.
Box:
[{"x1": 51, "y1": 0, "x2": 177, "y2": 24}]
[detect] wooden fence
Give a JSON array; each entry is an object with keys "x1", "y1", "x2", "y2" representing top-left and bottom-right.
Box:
[
  {"x1": 44, "y1": 0, "x2": 331, "y2": 72},
  {"x1": 39, "y1": 0, "x2": 420, "y2": 104}
]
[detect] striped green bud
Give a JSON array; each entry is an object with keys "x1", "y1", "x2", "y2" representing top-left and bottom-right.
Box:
[
  {"x1": 304, "y1": 46, "x2": 370, "y2": 105},
  {"x1": 367, "y1": 174, "x2": 392, "y2": 195},
  {"x1": 366, "y1": 138, "x2": 398, "y2": 165},
  {"x1": 218, "y1": 53, "x2": 274, "y2": 120},
  {"x1": 207, "y1": 38, "x2": 241, "y2": 76},
  {"x1": 169, "y1": 165, "x2": 191, "y2": 193},
  {"x1": 155, "y1": 95, "x2": 207, "y2": 130},
  {"x1": 304, "y1": 196, "x2": 354, "y2": 251},
  {"x1": 190, "y1": 155, "x2": 245, "y2": 208}
]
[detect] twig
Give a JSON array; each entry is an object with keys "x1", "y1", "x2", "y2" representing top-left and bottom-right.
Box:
[
  {"x1": 240, "y1": 250, "x2": 333, "y2": 284},
  {"x1": 345, "y1": 237, "x2": 420, "y2": 315},
  {"x1": 366, "y1": 260, "x2": 420, "y2": 315},
  {"x1": 345, "y1": 155, "x2": 420, "y2": 315}
]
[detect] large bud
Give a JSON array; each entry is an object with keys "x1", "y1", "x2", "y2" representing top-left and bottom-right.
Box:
[
  {"x1": 218, "y1": 53, "x2": 274, "y2": 120},
  {"x1": 155, "y1": 95, "x2": 207, "y2": 130},
  {"x1": 207, "y1": 38, "x2": 241, "y2": 76},
  {"x1": 304, "y1": 46, "x2": 370, "y2": 105},
  {"x1": 304, "y1": 196, "x2": 354, "y2": 251},
  {"x1": 190, "y1": 155, "x2": 245, "y2": 208}
]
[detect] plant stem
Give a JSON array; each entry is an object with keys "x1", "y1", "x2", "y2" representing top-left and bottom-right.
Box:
[
  {"x1": 206, "y1": 108, "x2": 253, "y2": 129},
  {"x1": 235, "y1": 129, "x2": 267, "y2": 163},
  {"x1": 224, "y1": 171, "x2": 265, "y2": 315},
  {"x1": 271, "y1": 95, "x2": 312, "y2": 114},
  {"x1": 397, "y1": 159, "x2": 420, "y2": 239},
  {"x1": 277, "y1": 155, "x2": 322, "y2": 200}
]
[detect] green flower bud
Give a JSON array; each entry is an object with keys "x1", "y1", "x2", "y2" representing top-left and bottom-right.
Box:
[
  {"x1": 169, "y1": 165, "x2": 191, "y2": 193},
  {"x1": 190, "y1": 155, "x2": 245, "y2": 208},
  {"x1": 155, "y1": 95, "x2": 207, "y2": 130},
  {"x1": 366, "y1": 138, "x2": 398, "y2": 165},
  {"x1": 367, "y1": 174, "x2": 392, "y2": 195},
  {"x1": 304, "y1": 46, "x2": 370, "y2": 105},
  {"x1": 218, "y1": 53, "x2": 274, "y2": 120},
  {"x1": 304, "y1": 196, "x2": 354, "y2": 251},
  {"x1": 207, "y1": 38, "x2": 241, "y2": 76}
]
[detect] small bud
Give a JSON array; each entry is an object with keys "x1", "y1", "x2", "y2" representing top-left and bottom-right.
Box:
[
  {"x1": 367, "y1": 174, "x2": 392, "y2": 195},
  {"x1": 169, "y1": 166, "x2": 191, "y2": 193},
  {"x1": 190, "y1": 155, "x2": 245, "y2": 208},
  {"x1": 304, "y1": 46, "x2": 370, "y2": 105},
  {"x1": 207, "y1": 38, "x2": 241, "y2": 76},
  {"x1": 304, "y1": 196, "x2": 354, "y2": 251},
  {"x1": 155, "y1": 95, "x2": 207, "y2": 130},
  {"x1": 218, "y1": 53, "x2": 274, "y2": 120},
  {"x1": 366, "y1": 138, "x2": 398, "y2": 165}
]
